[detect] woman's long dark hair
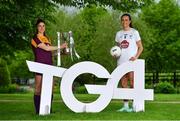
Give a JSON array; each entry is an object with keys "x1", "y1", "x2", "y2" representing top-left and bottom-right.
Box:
[
  {"x1": 35, "y1": 18, "x2": 46, "y2": 36},
  {"x1": 121, "y1": 13, "x2": 133, "y2": 28}
]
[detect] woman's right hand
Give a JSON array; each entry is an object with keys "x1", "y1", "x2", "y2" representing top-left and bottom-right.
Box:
[{"x1": 112, "y1": 55, "x2": 119, "y2": 59}]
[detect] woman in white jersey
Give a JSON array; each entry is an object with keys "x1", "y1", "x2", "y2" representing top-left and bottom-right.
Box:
[{"x1": 115, "y1": 13, "x2": 143, "y2": 112}]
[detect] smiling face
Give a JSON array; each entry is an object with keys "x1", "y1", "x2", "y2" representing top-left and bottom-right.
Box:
[
  {"x1": 121, "y1": 15, "x2": 131, "y2": 30},
  {"x1": 37, "y1": 22, "x2": 45, "y2": 34}
]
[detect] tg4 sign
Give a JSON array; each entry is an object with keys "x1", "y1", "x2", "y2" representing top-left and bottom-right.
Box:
[{"x1": 26, "y1": 59, "x2": 154, "y2": 115}]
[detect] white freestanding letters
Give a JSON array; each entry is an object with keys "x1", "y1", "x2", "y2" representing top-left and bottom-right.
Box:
[
  {"x1": 27, "y1": 61, "x2": 66, "y2": 115},
  {"x1": 60, "y1": 62, "x2": 113, "y2": 112},
  {"x1": 26, "y1": 59, "x2": 154, "y2": 115}
]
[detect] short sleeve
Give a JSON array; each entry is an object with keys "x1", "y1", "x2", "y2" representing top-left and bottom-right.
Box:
[
  {"x1": 135, "y1": 30, "x2": 141, "y2": 42},
  {"x1": 31, "y1": 38, "x2": 42, "y2": 48},
  {"x1": 115, "y1": 32, "x2": 120, "y2": 42}
]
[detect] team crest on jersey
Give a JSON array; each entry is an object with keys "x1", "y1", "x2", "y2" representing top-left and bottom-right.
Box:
[{"x1": 120, "y1": 40, "x2": 129, "y2": 48}]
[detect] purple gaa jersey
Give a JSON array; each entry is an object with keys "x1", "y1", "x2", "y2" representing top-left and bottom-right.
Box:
[{"x1": 31, "y1": 34, "x2": 52, "y2": 65}]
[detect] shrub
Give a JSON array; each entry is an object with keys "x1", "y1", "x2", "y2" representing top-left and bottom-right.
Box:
[
  {"x1": 0, "y1": 84, "x2": 17, "y2": 93},
  {"x1": 0, "y1": 86, "x2": 9, "y2": 93},
  {"x1": 0, "y1": 58, "x2": 11, "y2": 86},
  {"x1": 145, "y1": 83, "x2": 153, "y2": 89},
  {"x1": 8, "y1": 84, "x2": 18, "y2": 93},
  {"x1": 154, "y1": 81, "x2": 176, "y2": 94},
  {"x1": 0, "y1": 84, "x2": 31, "y2": 93}
]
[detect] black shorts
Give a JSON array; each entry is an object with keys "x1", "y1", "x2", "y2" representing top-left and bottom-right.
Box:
[{"x1": 35, "y1": 72, "x2": 42, "y2": 76}]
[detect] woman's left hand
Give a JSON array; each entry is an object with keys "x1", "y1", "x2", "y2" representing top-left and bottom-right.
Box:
[
  {"x1": 60, "y1": 42, "x2": 68, "y2": 49},
  {"x1": 129, "y1": 56, "x2": 137, "y2": 61}
]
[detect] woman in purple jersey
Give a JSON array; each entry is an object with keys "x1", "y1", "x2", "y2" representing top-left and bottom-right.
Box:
[
  {"x1": 115, "y1": 13, "x2": 143, "y2": 112},
  {"x1": 31, "y1": 18, "x2": 67, "y2": 114}
]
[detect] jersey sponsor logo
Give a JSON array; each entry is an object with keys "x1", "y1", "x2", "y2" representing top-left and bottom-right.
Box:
[{"x1": 120, "y1": 40, "x2": 129, "y2": 48}]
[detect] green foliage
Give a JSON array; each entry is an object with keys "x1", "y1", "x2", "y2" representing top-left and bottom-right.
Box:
[
  {"x1": 155, "y1": 81, "x2": 176, "y2": 94},
  {"x1": 0, "y1": 86, "x2": 9, "y2": 93},
  {"x1": 75, "y1": 5, "x2": 109, "y2": 61},
  {"x1": 48, "y1": 5, "x2": 119, "y2": 72},
  {"x1": 52, "y1": 0, "x2": 154, "y2": 12},
  {"x1": 132, "y1": 16, "x2": 156, "y2": 62},
  {"x1": 53, "y1": 83, "x2": 60, "y2": 94},
  {"x1": 140, "y1": 0, "x2": 180, "y2": 71},
  {"x1": 0, "y1": 84, "x2": 30, "y2": 93},
  {"x1": 8, "y1": 84, "x2": 18, "y2": 93},
  {"x1": 1, "y1": 0, "x2": 180, "y2": 83},
  {"x1": 8, "y1": 50, "x2": 34, "y2": 79},
  {"x1": 0, "y1": 58, "x2": 11, "y2": 87},
  {"x1": 0, "y1": 84, "x2": 17, "y2": 93},
  {"x1": 74, "y1": 86, "x2": 87, "y2": 94},
  {"x1": 145, "y1": 83, "x2": 153, "y2": 89},
  {"x1": 0, "y1": 0, "x2": 56, "y2": 57}
]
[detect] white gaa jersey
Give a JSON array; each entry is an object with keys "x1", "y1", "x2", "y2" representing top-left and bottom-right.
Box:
[{"x1": 115, "y1": 28, "x2": 141, "y2": 65}]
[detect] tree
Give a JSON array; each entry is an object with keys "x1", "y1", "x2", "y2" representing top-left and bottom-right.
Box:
[
  {"x1": 140, "y1": 0, "x2": 180, "y2": 71},
  {"x1": 8, "y1": 50, "x2": 34, "y2": 80},
  {"x1": 48, "y1": 5, "x2": 120, "y2": 71},
  {"x1": 0, "y1": 0, "x2": 55, "y2": 57},
  {"x1": 0, "y1": 59, "x2": 11, "y2": 87},
  {"x1": 0, "y1": 0, "x2": 57, "y2": 85},
  {"x1": 52, "y1": 0, "x2": 154, "y2": 12}
]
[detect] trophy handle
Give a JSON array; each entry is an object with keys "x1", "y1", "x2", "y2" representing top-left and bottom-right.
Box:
[{"x1": 57, "y1": 32, "x2": 61, "y2": 66}]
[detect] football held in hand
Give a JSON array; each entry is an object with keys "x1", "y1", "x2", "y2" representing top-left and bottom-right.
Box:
[{"x1": 110, "y1": 46, "x2": 121, "y2": 58}]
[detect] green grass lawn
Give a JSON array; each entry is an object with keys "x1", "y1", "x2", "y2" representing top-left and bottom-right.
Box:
[{"x1": 0, "y1": 93, "x2": 180, "y2": 120}]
